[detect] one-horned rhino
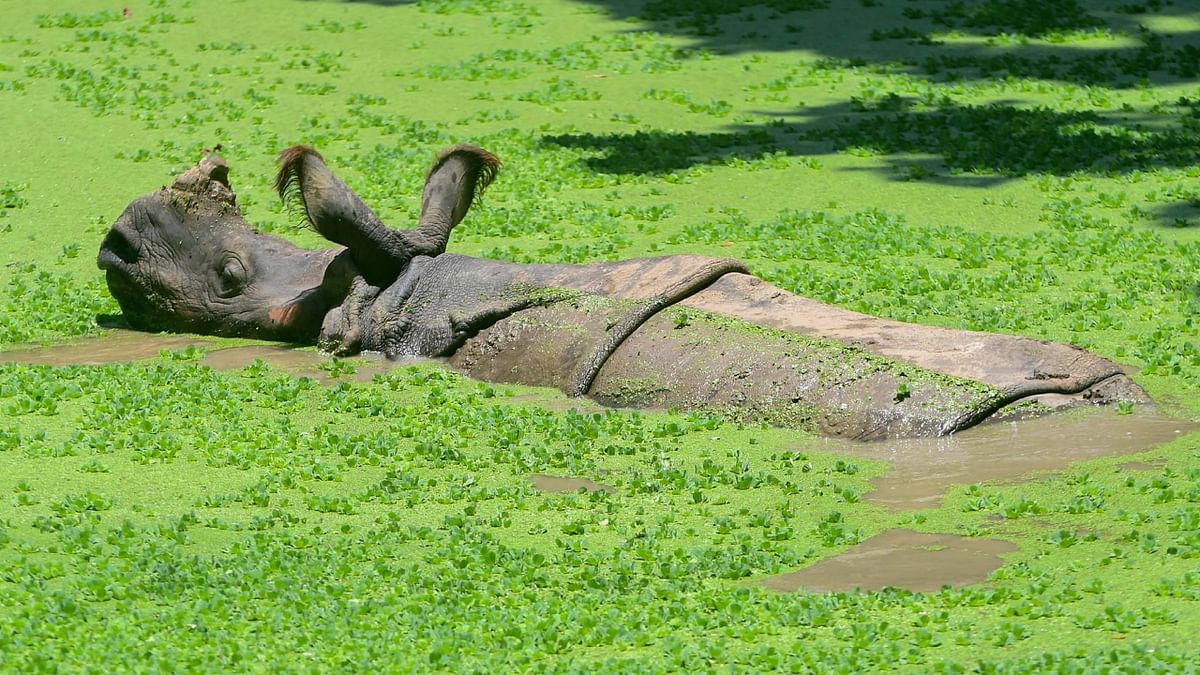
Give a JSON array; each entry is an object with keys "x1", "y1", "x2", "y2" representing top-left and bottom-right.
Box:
[{"x1": 97, "y1": 145, "x2": 1148, "y2": 439}]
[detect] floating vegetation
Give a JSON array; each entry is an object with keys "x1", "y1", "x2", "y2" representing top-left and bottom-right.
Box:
[{"x1": 2, "y1": 0, "x2": 1200, "y2": 670}]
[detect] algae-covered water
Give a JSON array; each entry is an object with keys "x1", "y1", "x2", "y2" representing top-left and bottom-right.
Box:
[{"x1": 2, "y1": 1, "x2": 1200, "y2": 671}]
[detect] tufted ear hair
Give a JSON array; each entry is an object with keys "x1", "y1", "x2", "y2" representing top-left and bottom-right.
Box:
[
  {"x1": 275, "y1": 145, "x2": 409, "y2": 284},
  {"x1": 413, "y1": 144, "x2": 501, "y2": 253}
]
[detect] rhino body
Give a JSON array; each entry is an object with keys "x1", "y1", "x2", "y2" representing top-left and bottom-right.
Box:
[{"x1": 97, "y1": 147, "x2": 1146, "y2": 439}]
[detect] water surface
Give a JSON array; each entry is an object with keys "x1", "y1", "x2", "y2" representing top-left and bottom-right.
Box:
[{"x1": 761, "y1": 529, "x2": 1017, "y2": 593}]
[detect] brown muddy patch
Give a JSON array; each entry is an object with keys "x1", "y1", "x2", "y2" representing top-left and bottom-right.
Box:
[
  {"x1": 804, "y1": 410, "x2": 1197, "y2": 510},
  {"x1": 762, "y1": 529, "x2": 1016, "y2": 593},
  {"x1": 1116, "y1": 459, "x2": 1168, "y2": 473},
  {"x1": 202, "y1": 346, "x2": 331, "y2": 382},
  {"x1": 202, "y1": 346, "x2": 427, "y2": 384},
  {"x1": 202, "y1": 345, "x2": 324, "y2": 372},
  {"x1": 528, "y1": 474, "x2": 616, "y2": 494},
  {"x1": 0, "y1": 329, "x2": 210, "y2": 365},
  {"x1": 505, "y1": 393, "x2": 607, "y2": 413},
  {"x1": 0, "y1": 333, "x2": 431, "y2": 386}
]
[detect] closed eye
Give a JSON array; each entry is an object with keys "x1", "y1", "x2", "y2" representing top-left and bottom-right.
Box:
[{"x1": 216, "y1": 254, "x2": 248, "y2": 298}]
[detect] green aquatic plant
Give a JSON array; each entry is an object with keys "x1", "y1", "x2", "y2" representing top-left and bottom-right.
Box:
[
  {"x1": 2, "y1": 0, "x2": 1200, "y2": 669},
  {"x1": 0, "y1": 182, "x2": 27, "y2": 211}
]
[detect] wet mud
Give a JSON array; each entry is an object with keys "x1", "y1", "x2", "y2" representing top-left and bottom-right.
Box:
[
  {"x1": 528, "y1": 474, "x2": 616, "y2": 494},
  {"x1": 201, "y1": 345, "x2": 327, "y2": 375},
  {"x1": 761, "y1": 529, "x2": 1017, "y2": 594},
  {"x1": 0, "y1": 332, "x2": 424, "y2": 384},
  {"x1": 0, "y1": 329, "x2": 210, "y2": 365},
  {"x1": 807, "y1": 410, "x2": 1197, "y2": 510},
  {"x1": 199, "y1": 345, "x2": 413, "y2": 384},
  {"x1": 504, "y1": 393, "x2": 607, "y2": 414},
  {"x1": 1116, "y1": 459, "x2": 1168, "y2": 473}
]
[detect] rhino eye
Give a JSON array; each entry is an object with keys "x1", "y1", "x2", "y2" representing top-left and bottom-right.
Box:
[{"x1": 216, "y1": 255, "x2": 248, "y2": 298}]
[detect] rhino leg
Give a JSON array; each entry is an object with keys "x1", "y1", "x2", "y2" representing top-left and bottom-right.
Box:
[{"x1": 318, "y1": 275, "x2": 382, "y2": 355}]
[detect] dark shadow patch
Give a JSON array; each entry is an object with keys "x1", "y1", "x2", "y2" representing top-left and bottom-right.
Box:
[
  {"x1": 543, "y1": 128, "x2": 783, "y2": 176},
  {"x1": 1147, "y1": 199, "x2": 1200, "y2": 229},
  {"x1": 95, "y1": 313, "x2": 130, "y2": 329},
  {"x1": 544, "y1": 99, "x2": 1200, "y2": 181},
  {"x1": 566, "y1": 0, "x2": 1200, "y2": 90}
]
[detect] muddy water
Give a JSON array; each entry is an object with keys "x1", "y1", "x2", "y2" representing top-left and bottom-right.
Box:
[
  {"x1": 528, "y1": 474, "x2": 616, "y2": 494},
  {"x1": 199, "y1": 346, "x2": 415, "y2": 384},
  {"x1": 807, "y1": 410, "x2": 1197, "y2": 510},
  {"x1": 6, "y1": 333, "x2": 1195, "y2": 514},
  {"x1": 205, "y1": 346, "x2": 444, "y2": 384},
  {"x1": 1116, "y1": 459, "x2": 1167, "y2": 473},
  {"x1": 0, "y1": 329, "x2": 211, "y2": 365},
  {"x1": 201, "y1": 345, "x2": 327, "y2": 375},
  {"x1": 0, "y1": 332, "x2": 426, "y2": 384},
  {"x1": 762, "y1": 529, "x2": 1017, "y2": 593}
]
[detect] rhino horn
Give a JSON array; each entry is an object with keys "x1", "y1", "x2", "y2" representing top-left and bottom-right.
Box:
[{"x1": 171, "y1": 150, "x2": 236, "y2": 206}]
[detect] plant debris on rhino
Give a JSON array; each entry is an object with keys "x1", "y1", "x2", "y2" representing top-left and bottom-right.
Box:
[{"x1": 97, "y1": 145, "x2": 1148, "y2": 439}]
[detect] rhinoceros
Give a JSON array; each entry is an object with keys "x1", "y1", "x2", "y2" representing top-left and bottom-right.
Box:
[{"x1": 96, "y1": 145, "x2": 1147, "y2": 439}]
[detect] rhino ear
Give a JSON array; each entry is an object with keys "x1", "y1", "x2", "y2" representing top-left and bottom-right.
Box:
[
  {"x1": 274, "y1": 145, "x2": 416, "y2": 284},
  {"x1": 274, "y1": 145, "x2": 391, "y2": 251},
  {"x1": 410, "y1": 145, "x2": 501, "y2": 253},
  {"x1": 271, "y1": 144, "x2": 500, "y2": 285}
]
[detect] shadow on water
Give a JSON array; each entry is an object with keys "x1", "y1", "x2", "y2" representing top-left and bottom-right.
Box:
[
  {"x1": 761, "y1": 528, "x2": 1017, "y2": 594},
  {"x1": 541, "y1": 1, "x2": 1200, "y2": 181},
  {"x1": 804, "y1": 408, "x2": 1197, "y2": 511},
  {"x1": 543, "y1": 100, "x2": 1200, "y2": 183},
  {"x1": 569, "y1": 0, "x2": 1200, "y2": 85},
  {"x1": 1149, "y1": 199, "x2": 1200, "y2": 229}
]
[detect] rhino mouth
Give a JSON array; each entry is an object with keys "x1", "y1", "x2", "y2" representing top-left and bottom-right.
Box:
[
  {"x1": 101, "y1": 268, "x2": 163, "y2": 330},
  {"x1": 97, "y1": 248, "x2": 131, "y2": 277},
  {"x1": 98, "y1": 230, "x2": 152, "y2": 320}
]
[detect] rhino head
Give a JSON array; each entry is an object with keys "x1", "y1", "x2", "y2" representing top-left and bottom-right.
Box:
[
  {"x1": 97, "y1": 145, "x2": 499, "y2": 344},
  {"x1": 97, "y1": 152, "x2": 357, "y2": 341}
]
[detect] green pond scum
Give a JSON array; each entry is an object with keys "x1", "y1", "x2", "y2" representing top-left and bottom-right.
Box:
[{"x1": 2, "y1": 0, "x2": 1200, "y2": 671}]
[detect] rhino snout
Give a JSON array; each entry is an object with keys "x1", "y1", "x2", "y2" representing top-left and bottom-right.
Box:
[{"x1": 97, "y1": 219, "x2": 141, "y2": 273}]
